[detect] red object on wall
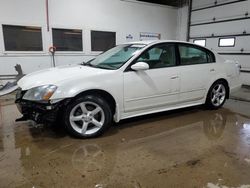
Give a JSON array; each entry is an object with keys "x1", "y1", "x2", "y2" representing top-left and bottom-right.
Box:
[{"x1": 49, "y1": 46, "x2": 56, "y2": 53}]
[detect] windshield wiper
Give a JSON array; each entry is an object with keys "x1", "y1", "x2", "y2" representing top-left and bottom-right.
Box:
[
  {"x1": 81, "y1": 62, "x2": 115, "y2": 70},
  {"x1": 98, "y1": 64, "x2": 118, "y2": 69},
  {"x1": 81, "y1": 58, "x2": 94, "y2": 66},
  {"x1": 81, "y1": 62, "x2": 96, "y2": 68},
  {"x1": 94, "y1": 65, "x2": 115, "y2": 70}
]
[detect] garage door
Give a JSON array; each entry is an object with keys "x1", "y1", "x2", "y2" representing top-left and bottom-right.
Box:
[{"x1": 187, "y1": 0, "x2": 250, "y2": 85}]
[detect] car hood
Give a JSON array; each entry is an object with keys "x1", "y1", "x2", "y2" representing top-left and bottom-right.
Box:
[{"x1": 18, "y1": 64, "x2": 111, "y2": 90}]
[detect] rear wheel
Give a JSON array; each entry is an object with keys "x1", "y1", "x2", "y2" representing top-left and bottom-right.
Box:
[
  {"x1": 63, "y1": 95, "x2": 112, "y2": 138},
  {"x1": 206, "y1": 81, "x2": 228, "y2": 109}
]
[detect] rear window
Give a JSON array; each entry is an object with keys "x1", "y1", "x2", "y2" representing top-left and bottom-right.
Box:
[{"x1": 178, "y1": 44, "x2": 215, "y2": 65}]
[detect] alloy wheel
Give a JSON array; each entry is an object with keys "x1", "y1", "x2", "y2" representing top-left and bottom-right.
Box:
[
  {"x1": 211, "y1": 84, "x2": 226, "y2": 107},
  {"x1": 69, "y1": 101, "x2": 105, "y2": 135}
]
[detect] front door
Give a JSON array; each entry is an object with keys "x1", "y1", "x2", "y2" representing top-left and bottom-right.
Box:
[{"x1": 123, "y1": 43, "x2": 180, "y2": 112}]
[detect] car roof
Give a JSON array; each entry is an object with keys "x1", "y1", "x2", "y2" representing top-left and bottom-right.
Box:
[
  {"x1": 124, "y1": 40, "x2": 213, "y2": 53},
  {"x1": 125, "y1": 40, "x2": 193, "y2": 45}
]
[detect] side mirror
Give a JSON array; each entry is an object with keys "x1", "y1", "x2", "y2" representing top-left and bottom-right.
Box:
[{"x1": 131, "y1": 62, "x2": 149, "y2": 71}]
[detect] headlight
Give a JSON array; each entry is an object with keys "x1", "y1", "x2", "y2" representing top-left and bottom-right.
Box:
[{"x1": 23, "y1": 85, "x2": 57, "y2": 101}]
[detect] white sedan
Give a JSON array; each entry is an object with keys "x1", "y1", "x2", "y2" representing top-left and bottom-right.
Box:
[{"x1": 15, "y1": 40, "x2": 241, "y2": 138}]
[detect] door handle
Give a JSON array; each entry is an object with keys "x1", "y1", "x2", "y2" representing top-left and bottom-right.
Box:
[
  {"x1": 171, "y1": 76, "x2": 179, "y2": 79},
  {"x1": 210, "y1": 68, "x2": 215, "y2": 72}
]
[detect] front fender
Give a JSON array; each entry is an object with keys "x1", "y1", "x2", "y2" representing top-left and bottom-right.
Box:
[
  {"x1": 52, "y1": 82, "x2": 104, "y2": 99},
  {"x1": 50, "y1": 76, "x2": 123, "y2": 122}
]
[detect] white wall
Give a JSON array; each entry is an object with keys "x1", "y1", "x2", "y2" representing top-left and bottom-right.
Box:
[
  {"x1": 190, "y1": 0, "x2": 250, "y2": 85},
  {"x1": 0, "y1": 0, "x2": 178, "y2": 79},
  {"x1": 177, "y1": 5, "x2": 189, "y2": 41}
]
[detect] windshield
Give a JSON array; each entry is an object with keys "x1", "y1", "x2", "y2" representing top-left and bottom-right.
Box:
[{"x1": 84, "y1": 44, "x2": 146, "y2": 70}]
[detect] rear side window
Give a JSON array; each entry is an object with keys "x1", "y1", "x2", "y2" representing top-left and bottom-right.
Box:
[{"x1": 178, "y1": 44, "x2": 215, "y2": 65}]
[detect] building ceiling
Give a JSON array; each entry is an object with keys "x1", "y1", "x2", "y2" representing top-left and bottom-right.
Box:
[{"x1": 137, "y1": 0, "x2": 188, "y2": 7}]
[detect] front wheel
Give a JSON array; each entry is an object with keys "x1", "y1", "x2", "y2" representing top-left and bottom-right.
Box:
[
  {"x1": 205, "y1": 81, "x2": 228, "y2": 109},
  {"x1": 63, "y1": 95, "x2": 112, "y2": 138}
]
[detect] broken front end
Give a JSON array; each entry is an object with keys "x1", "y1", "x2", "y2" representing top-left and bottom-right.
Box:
[{"x1": 15, "y1": 88, "x2": 68, "y2": 124}]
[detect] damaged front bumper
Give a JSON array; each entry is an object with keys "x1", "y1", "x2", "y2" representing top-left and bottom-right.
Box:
[{"x1": 15, "y1": 89, "x2": 69, "y2": 124}]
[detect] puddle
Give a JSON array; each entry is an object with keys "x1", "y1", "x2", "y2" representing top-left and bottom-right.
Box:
[{"x1": 1, "y1": 100, "x2": 250, "y2": 187}]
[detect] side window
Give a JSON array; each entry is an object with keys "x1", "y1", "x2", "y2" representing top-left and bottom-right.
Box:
[
  {"x1": 178, "y1": 45, "x2": 212, "y2": 65},
  {"x1": 136, "y1": 44, "x2": 176, "y2": 69}
]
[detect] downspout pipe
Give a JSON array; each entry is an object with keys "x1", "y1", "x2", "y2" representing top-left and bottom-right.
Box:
[
  {"x1": 186, "y1": 0, "x2": 192, "y2": 41},
  {"x1": 46, "y1": 0, "x2": 50, "y2": 32}
]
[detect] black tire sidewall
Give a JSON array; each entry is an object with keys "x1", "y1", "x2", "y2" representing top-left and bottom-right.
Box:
[{"x1": 63, "y1": 95, "x2": 112, "y2": 138}]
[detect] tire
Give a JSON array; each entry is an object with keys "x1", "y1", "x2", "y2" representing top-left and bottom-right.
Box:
[
  {"x1": 205, "y1": 80, "x2": 228, "y2": 110},
  {"x1": 63, "y1": 95, "x2": 112, "y2": 138}
]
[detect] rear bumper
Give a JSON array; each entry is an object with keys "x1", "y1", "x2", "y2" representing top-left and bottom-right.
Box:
[
  {"x1": 229, "y1": 74, "x2": 242, "y2": 94},
  {"x1": 230, "y1": 76, "x2": 242, "y2": 94},
  {"x1": 230, "y1": 84, "x2": 242, "y2": 93}
]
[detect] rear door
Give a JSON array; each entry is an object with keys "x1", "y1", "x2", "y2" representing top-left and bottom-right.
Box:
[{"x1": 177, "y1": 44, "x2": 216, "y2": 102}]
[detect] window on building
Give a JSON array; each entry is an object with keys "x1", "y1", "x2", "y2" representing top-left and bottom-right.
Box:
[
  {"x1": 91, "y1": 30, "x2": 116, "y2": 52},
  {"x1": 52, "y1": 28, "x2": 82, "y2": 51},
  {"x1": 2, "y1": 25, "x2": 43, "y2": 51},
  {"x1": 219, "y1": 38, "x2": 235, "y2": 47},
  {"x1": 178, "y1": 44, "x2": 214, "y2": 65},
  {"x1": 193, "y1": 39, "x2": 206, "y2": 47}
]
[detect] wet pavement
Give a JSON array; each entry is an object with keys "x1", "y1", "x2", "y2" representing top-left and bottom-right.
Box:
[{"x1": 0, "y1": 100, "x2": 250, "y2": 188}]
